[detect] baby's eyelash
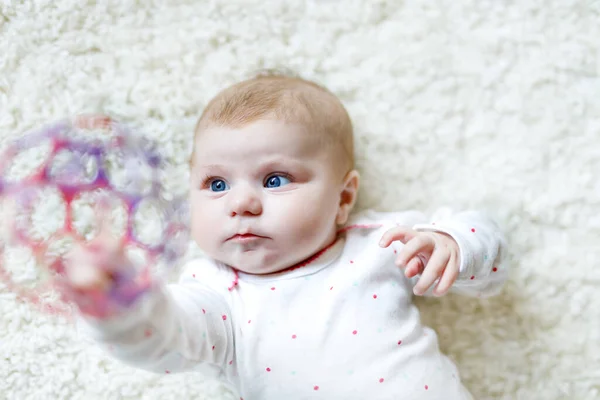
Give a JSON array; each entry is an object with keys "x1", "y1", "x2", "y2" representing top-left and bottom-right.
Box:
[
  {"x1": 199, "y1": 174, "x2": 217, "y2": 188},
  {"x1": 199, "y1": 172, "x2": 294, "y2": 188},
  {"x1": 265, "y1": 172, "x2": 294, "y2": 182}
]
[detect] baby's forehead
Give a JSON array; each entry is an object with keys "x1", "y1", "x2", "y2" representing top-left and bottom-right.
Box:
[
  {"x1": 192, "y1": 124, "x2": 343, "y2": 172},
  {"x1": 195, "y1": 120, "x2": 321, "y2": 150}
]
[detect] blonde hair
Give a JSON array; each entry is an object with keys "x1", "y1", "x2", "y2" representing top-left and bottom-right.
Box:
[{"x1": 191, "y1": 72, "x2": 354, "y2": 172}]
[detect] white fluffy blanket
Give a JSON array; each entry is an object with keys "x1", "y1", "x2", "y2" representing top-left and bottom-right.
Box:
[{"x1": 1, "y1": 1, "x2": 598, "y2": 399}]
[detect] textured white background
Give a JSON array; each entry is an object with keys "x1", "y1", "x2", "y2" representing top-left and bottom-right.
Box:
[{"x1": 1, "y1": 1, "x2": 599, "y2": 399}]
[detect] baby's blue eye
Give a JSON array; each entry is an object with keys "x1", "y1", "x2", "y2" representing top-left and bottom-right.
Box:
[
  {"x1": 265, "y1": 175, "x2": 291, "y2": 188},
  {"x1": 210, "y1": 179, "x2": 229, "y2": 192}
]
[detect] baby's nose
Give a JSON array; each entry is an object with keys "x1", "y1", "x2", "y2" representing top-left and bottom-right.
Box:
[{"x1": 229, "y1": 185, "x2": 262, "y2": 217}]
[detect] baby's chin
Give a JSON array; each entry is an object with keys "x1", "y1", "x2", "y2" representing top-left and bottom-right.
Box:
[
  {"x1": 232, "y1": 264, "x2": 284, "y2": 275},
  {"x1": 216, "y1": 249, "x2": 300, "y2": 275}
]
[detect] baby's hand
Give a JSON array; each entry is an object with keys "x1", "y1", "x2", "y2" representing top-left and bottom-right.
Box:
[
  {"x1": 379, "y1": 227, "x2": 460, "y2": 296},
  {"x1": 59, "y1": 202, "x2": 148, "y2": 317},
  {"x1": 64, "y1": 227, "x2": 125, "y2": 291}
]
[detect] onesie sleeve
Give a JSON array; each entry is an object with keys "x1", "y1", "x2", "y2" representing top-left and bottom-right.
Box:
[{"x1": 75, "y1": 259, "x2": 235, "y2": 375}]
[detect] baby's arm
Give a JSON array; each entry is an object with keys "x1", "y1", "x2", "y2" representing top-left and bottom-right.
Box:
[
  {"x1": 62, "y1": 217, "x2": 233, "y2": 374},
  {"x1": 367, "y1": 208, "x2": 508, "y2": 298},
  {"x1": 75, "y1": 268, "x2": 234, "y2": 374}
]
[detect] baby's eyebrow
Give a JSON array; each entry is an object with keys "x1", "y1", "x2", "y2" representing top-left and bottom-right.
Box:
[
  {"x1": 198, "y1": 164, "x2": 227, "y2": 174},
  {"x1": 195, "y1": 158, "x2": 304, "y2": 177},
  {"x1": 259, "y1": 158, "x2": 294, "y2": 169}
]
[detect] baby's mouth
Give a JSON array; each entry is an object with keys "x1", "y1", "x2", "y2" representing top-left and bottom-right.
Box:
[{"x1": 227, "y1": 233, "x2": 267, "y2": 243}]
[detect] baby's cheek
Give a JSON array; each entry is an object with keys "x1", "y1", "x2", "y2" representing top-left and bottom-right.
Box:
[
  {"x1": 190, "y1": 206, "x2": 219, "y2": 246},
  {"x1": 284, "y1": 204, "x2": 334, "y2": 247}
]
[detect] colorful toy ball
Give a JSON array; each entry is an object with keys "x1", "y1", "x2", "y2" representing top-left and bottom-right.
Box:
[{"x1": 0, "y1": 115, "x2": 189, "y2": 319}]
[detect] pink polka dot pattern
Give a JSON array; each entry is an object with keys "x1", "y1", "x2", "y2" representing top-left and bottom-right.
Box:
[{"x1": 150, "y1": 220, "x2": 497, "y2": 395}]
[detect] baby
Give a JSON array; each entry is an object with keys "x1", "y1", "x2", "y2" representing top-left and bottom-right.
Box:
[{"x1": 66, "y1": 73, "x2": 508, "y2": 399}]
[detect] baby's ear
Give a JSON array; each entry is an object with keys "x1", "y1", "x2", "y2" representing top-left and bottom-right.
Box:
[{"x1": 336, "y1": 170, "x2": 360, "y2": 225}]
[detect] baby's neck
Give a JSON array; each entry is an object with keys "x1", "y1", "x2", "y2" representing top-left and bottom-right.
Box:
[{"x1": 228, "y1": 235, "x2": 340, "y2": 277}]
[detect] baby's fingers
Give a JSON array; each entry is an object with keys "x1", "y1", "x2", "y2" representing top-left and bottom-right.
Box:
[
  {"x1": 66, "y1": 261, "x2": 110, "y2": 290},
  {"x1": 404, "y1": 255, "x2": 426, "y2": 278},
  {"x1": 413, "y1": 249, "x2": 450, "y2": 296},
  {"x1": 379, "y1": 226, "x2": 418, "y2": 248},
  {"x1": 93, "y1": 197, "x2": 116, "y2": 241},
  {"x1": 432, "y1": 250, "x2": 459, "y2": 296},
  {"x1": 396, "y1": 235, "x2": 434, "y2": 266},
  {"x1": 64, "y1": 245, "x2": 111, "y2": 290}
]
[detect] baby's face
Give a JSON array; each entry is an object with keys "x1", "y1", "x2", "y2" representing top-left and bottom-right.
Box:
[{"x1": 189, "y1": 120, "x2": 344, "y2": 274}]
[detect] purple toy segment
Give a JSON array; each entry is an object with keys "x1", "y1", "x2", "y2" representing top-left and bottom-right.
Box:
[
  {"x1": 48, "y1": 140, "x2": 101, "y2": 186},
  {"x1": 13, "y1": 121, "x2": 66, "y2": 151},
  {"x1": 0, "y1": 115, "x2": 190, "y2": 320},
  {"x1": 7, "y1": 186, "x2": 56, "y2": 246},
  {"x1": 94, "y1": 166, "x2": 110, "y2": 186},
  {"x1": 124, "y1": 196, "x2": 141, "y2": 246}
]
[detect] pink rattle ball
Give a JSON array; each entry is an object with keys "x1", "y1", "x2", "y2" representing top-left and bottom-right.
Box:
[{"x1": 0, "y1": 115, "x2": 189, "y2": 319}]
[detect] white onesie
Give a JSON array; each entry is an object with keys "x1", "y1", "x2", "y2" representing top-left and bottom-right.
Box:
[{"x1": 78, "y1": 208, "x2": 508, "y2": 400}]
